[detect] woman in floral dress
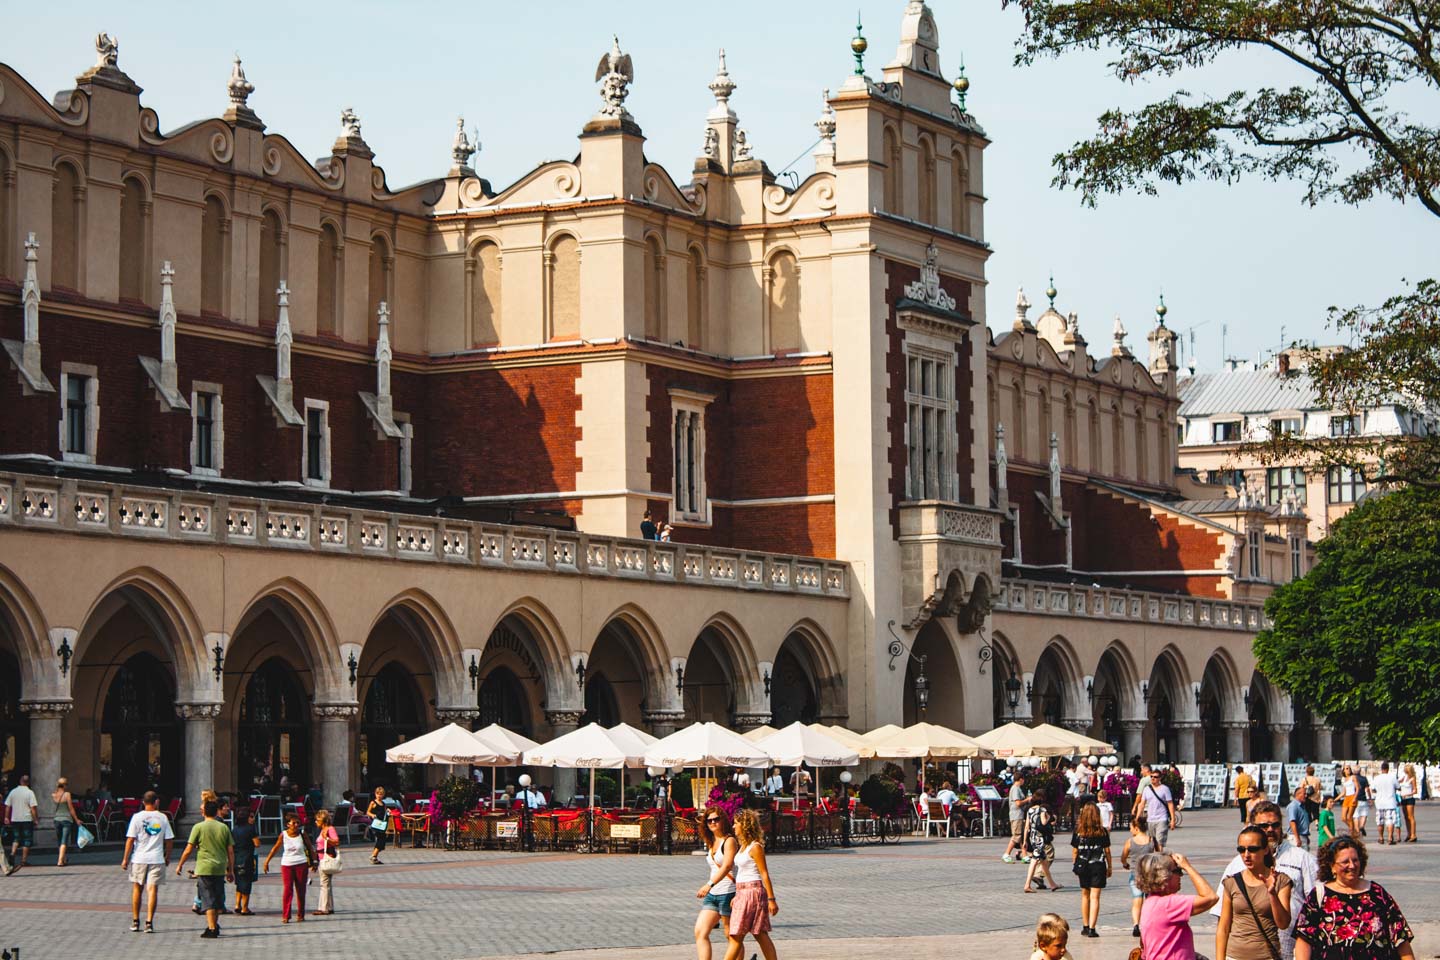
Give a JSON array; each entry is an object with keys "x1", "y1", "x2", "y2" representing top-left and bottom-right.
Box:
[{"x1": 1295, "y1": 836, "x2": 1414, "y2": 960}]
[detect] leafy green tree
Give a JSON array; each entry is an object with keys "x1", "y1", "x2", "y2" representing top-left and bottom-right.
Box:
[
  {"x1": 1004, "y1": 0, "x2": 1440, "y2": 484},
  {"x1": 1253, "y1": 486, "x2": 1440, "y2": 759}
]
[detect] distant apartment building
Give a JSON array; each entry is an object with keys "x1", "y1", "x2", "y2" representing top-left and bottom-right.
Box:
[{"x1": 1177, "y1": 353, "x2": 1433, "y2": 541}]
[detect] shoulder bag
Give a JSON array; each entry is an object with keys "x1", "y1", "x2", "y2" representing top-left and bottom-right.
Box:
[
  {"x1": 319, "y1": 832, "x2": 343, "y2": 874},
  {"x1": 1234, "y1": 874, "x2": 1284, "y2": 960}
]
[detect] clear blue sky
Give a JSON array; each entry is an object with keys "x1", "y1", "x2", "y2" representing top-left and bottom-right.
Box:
[{"x1": 5, "y1": 1, "x2": 1430, "y2": 370}]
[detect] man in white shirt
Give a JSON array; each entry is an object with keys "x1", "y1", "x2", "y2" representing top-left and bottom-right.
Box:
[
  {"x1": 120, "y1": 790, "x2": 175, "y2": 932},
  {"x1": 1371, "y1": 762, "x2": 1400, "y2": 845},
  {"x1": 1210, "y1": 800, "x2": 1317, "y2": 960},
  {"x1": 520, "y1": 785, "x2": 547, "y2": 809},
  {"x1": 3, "y1": 774, "x2": 38, "y2": 872}
]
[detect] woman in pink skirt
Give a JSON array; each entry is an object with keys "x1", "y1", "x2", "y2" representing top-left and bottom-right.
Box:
[{"x1": 724, "y1": 809, "x2": 779, "y2": 960}]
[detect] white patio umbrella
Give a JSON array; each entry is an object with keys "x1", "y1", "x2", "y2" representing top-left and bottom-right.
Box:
[
  {"x1": 643, "y1": 722, "x2": 773, "y2": 769},
  {"x1": 470, "y1": 723, "x2": 538, "y2": 802},
  {"x1": 812, "y1": 724, "x2": 873, "y2": 756},
  {"x1": 758, "y1": 722, "x2": 860, "y2": 818},
  {"x1": 860, "y1": 723, "x2": 905, "y2": 748},
  {"x1": 1030, "y1": 722, "x2": 1115, "y2": 755},
  {"x1": 607, "y1": 722, "x2": 660, "y2": 806},
  {"x1": 741, "y1": 725, "x2": 780, "y2": 743},
  {"x1": 867, "y1": 722, "x2": 991, "y2": 790},
  {"x1": 384, "y1": 723, "x2": 512, "y2": 765},
  {"x1": 523, "y1": 722, "x2": 636, "y2": 811},
  {"x1": 973, "y1": 721, "x2": 1084, "y2": 758}
]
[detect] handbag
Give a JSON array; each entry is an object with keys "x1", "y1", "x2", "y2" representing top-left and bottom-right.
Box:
[
  {"x1": 75, "y1": 823, "x2": 95, "y2": 849},
  {"x1": 1233, "y1": 874, "x2": 1284, "y2": 960},
  {"x1": 319, "y1": 850, "x2": 343, "y2": 874}
]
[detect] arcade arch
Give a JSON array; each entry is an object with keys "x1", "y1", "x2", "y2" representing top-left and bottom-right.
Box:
[
  {"x1": 1030, "y1": 637, "x2": 1084, "y2": 728},
  {"x1": 1145, "y1": 646, "x2": 1193, "y2": 763},
  {"x1": 903, "y1": 619, "x2": 964, "y2": 730}
]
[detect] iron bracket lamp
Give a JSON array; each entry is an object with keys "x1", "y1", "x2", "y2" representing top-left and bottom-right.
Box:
[
  {"x1": 57, "y1": 635, "x2": 73, "y2": 678},
  {"x1": 211, "y1": 640, "x2": 224, "y2": 683},
  {"x1": 1141, "y1": 681, "x2": 1150, "y2": 703},
  {"x1": 1004, "y1": 672, "x2": 1023, "y2": 713},
  {"x1": 575, "y1": 659, "x2": 587, "y2": 691},
  {"x1": 1086, "y1": 678, "x2": 1094, "y2": 705},
  {"x1": 675, "y1": 667, "x2": 685, "y2": 698},
  {"x1": 762, "y1": 668, "x2": 771, "y2": 698},
  {"x1": 469, "y1": 654, "x2": 480, "y2": 691},
  {"x1": 885, "y1": 620, "x2": 930, "y2": 718},
  {"x1": 347, "y1": 651, "x2": 359, "y2": 687}
]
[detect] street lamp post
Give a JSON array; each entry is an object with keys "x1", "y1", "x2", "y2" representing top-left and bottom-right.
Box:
[{"x1": 839, "y1": 770, "x2": 853, "y2": 848}]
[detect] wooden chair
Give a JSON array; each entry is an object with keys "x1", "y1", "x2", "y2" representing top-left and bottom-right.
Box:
[{"x1": 922, "y1": 800, "x2": 951, "y2": 838}]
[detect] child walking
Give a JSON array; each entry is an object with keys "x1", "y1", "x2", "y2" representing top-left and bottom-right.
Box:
[{"x1": 1119, "y1": 812, "x2": 1154, "y2": 938}]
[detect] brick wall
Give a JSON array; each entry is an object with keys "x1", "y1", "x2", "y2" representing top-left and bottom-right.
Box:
[{"x1": 644, "y1": 361, "x2": 836, "y2": 557}]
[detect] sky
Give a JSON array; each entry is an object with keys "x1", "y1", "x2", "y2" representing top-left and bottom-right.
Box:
[{"x1": 4, "y1": 1, "x2": 1431, "y2": 371}]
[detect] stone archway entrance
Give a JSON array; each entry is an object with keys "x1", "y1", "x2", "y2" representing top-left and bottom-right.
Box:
[
  {"x1": 683, "y1": 628, "x2": 739, "y2": 725},
  {"x1": 360, "y1": 662, "x2": 427, "y2": 793},
  {"x1": 770, "y1": 636, "x2": 820, "y2": 728},
  {"x1": 584, "y1": 621, "x2": 653, "y2": 727},
  {"x1": 101, "y1": 653, "x2": 182, "y2": 799},
  {"x1": 0, "y1": 649, "x2": 27, "y2": 788},
  {"x1": 903, "y1": 620, "x2": 963, "y2": 730},
  {"x1": 236, "y1": 658, "x2": 310, "y2": 796}
]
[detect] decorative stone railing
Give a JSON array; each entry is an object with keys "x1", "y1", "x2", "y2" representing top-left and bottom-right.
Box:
[
  {"x1": 0, "y1": 472, "x2": 848, "y2": 599},
  {"x1": 993, "y1": 577, "x2": 1269, "y2": 632}
]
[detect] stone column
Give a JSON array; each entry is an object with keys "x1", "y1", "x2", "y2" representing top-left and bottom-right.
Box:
[
  {"x1": 1354, "y1": 725, "x2": 1373, "y2": 761},
  {"x1": 544, "y1": 710, "x2": 582, "y2": 804},
  {"x1": 643, "y1": 710, "x2": 687, "y2": 740},
  {"x1": 1174, "y1": 721, "x2": 1200, "y2": 764},
  {"x1": 1270, "y1": 723, "x2": 1294, "y2": 764},
  {"x1": 1121, "y1": 720, "x2": 1146, "y2": 763},
  {"x1": 314, "y1": 703, "x2": 360, "y2": 807},
  {"x1": 732, "y1": 712, "x2": 772, "y2": 733},
  {"x1": 21, "y1": 700, "x2": 72, "y2": 848},
  {"x1": 1224, "y1": 722, "x2": 1249, "y2": 763},
  {"x1": 1311, "y1": 723, "x2": 1333, "y2": 763},
  {"x1": 175, "y1": 702, "x2": 223, "y2": 825}
]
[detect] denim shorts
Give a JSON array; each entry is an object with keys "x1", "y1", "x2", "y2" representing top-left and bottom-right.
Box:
[
  {"x1": 1129, "y1": 877, "x2": 1144, "y2": 899},
  {"x1": 55, "y1": 820, "x2": 76, "y2": 847},
  {"x1": 701, "y1": 890, "x2": 735, "y2": 916}
]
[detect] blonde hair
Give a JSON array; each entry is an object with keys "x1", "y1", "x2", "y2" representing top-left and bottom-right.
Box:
[
  {"x1": 314, "y1": 809, "x2": 332, "y2": 827},
  {"x1": 201, "y1": 789, "x2": 218, "y2": 805},
  {"x1": 56, "y1": 777, "x2": 68, "y2": 790},
  {"x1": 733, "y1": 808, "x2": 764, "y2": 847},
  {"x1": 1035, "y1": 913, "x2": 1070, "y2": 948}
]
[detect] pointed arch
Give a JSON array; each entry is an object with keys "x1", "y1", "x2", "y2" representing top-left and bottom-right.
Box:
[
  {"x1": 258, "y1": 206, "x2": 286, "y2": 327},
  {"x1": 0, "y1": 562, "x2": 52, "y2": 692},
  {"x1": 917, "y1": 134, "x2": 937, "y2": 223},
  {"x1": 80, "y1": 566, "x2": 205, "y2": 688},
  {"x1": 594, "y1": 602, "x2": 671, "y2": 680},
  {"x1": 1033, "y1": 634, "x2": 1085, "y2": 724},
  {"x1": 766, "y1": 248, "x2": 801, "y2": 354},
  {"x1": 200, "y1": 192, "x2": 230, "y2": 317},
  {"x1": 233, "y1": 577, "x2": 338, "y2": 692},
  {"x1": 51, "y1": 158, "x2": 85, "y2": 291},
  {"x1": 364, "y1": 589, "x2": 462, "y2": 703},
  {"x1": 546, "y1": 232, "x2": 581, "y2": 340},
  {"x1": 685, "y1": 243, "x2": 706, "y2": 350},
  {"x1": 881, "y1": 124, "x2": 902, "y2": 213},
  {"x1": 367, "y1": 231, "x2": 393, "y2": 343},
  {"x1": 777, "y1": 618, "x2": 845, "y2": 723},
  {"x1": 643, "y1": 232, "x2": 665, "y2": 340},
  {"x1": 950, "y1": 148, "x2": 970, "y2": 235},
  {"x1": 468, "y1": 236, "x2": 502, "y2": 346},
  {"x1": 316, "y1": 220, "x2": 341, "y2": 335},
  {"x1": 489, "y1": 596, "x2": 572, "y2": 706},
  {"x1": 118, "y1": 174, "x2": 151, "y2": 303}
]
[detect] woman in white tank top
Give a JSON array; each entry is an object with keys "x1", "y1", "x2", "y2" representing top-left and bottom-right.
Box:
[
  {"x1": 725, "y1": 809, "x2": 779, "y2": 960},
  {"x1": 695, "y1": 807, "x2": 738, "y2": 960},
  {"x1": 263, "y1": 816, "x2": 314, "y2": 923}
]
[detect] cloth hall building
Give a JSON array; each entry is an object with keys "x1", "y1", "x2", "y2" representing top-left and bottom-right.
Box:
[{"x1": 0, "y1": 7, "x2": 1354, "y2": 827}]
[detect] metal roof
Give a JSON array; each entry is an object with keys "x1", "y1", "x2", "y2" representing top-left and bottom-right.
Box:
[
  {"x1": 1170, "y1": 498, "x2": 1286, "y2": 518},
  {"x1": 1177, "y1": 370, "x2": 1319, "y2": 417}
]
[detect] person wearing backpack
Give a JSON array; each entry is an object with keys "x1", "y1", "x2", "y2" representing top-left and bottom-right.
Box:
[{"x1": 1069, "y1": 801, "x2": 1112, "y2": 938}]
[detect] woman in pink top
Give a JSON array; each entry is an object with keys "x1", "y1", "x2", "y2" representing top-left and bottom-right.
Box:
[{"x1": 1136, "y1": 851, "x2": 1219, "y2": 960}]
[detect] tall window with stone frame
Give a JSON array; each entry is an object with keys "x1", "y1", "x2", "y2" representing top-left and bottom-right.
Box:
[
  {"x1": 191, "y1": 386, "x2": 223, "y2": 475},
  {"x1": 1248, "y1": 529, "x2": 1262, "y2": 578},
  {"x1": 905, "y1": 346, "x2": 956, "y2": 501},
  {"x1": 1326, "y1": 465, "x2": 1366, "y2": 503},
  {"x1": 671, "y1": 398, "x2": 708, "y2": 521},
  {"x1": 303, "y1": 400, "x2": 330, "y2": 486},
  {"x1": 60, "y1": 369, "x2": 97, "y2": 462}
]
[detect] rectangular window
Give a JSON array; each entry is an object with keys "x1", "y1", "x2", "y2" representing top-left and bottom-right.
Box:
[
  {"x1": 1211, "y1": 420, "x2": 1240, "y2": 443},
  {"x1": 905, "y1": 347, "x2": 956, "y2": 501},
  {"x1": 1326, "y1": 465, "x2": 1366, "y2": 504},
  {"x1": 670, "y1": 396, "x2": 710, "y2": 522},
  {"x1": 1207, "y1": 469, "x2": 1245, "y2": 489},
  {"x1": 59, "y1": 366, "x2": 98, "y2": 463},
  {"x1": 1266, "y1": 467, "x2": 1306, "y2": 505},
  {"x1": 1248, "y1": 529, "x2": 1261, "y2": 578},
  {"x1": 1330, "y1": 414, "x2": 1358, "y2": 437},
  {"x1": 303, "y1": 400, "x2": 330, "y2": 485},
  {"x1": 1270, "y1": 417, "x2": 1302, "y2": 437},
  {"x1": 1290, "y1": 536, "x2": 1303, "y2": 580}
]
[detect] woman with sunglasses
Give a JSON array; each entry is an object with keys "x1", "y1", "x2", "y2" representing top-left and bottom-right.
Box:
[
  {"x1": 1217, "y1": 826, "x2": 1292, "y2": 960},
  {"x1": 694, "y1": 807, "x2": 738, "y2": 960},
  {"x1": 1136, "y1": 851, "x2": 1218, "y2": 960}
]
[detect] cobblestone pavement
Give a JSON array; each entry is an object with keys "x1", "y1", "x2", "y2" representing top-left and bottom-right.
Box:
[{"x1": 0, "y1": 808, "x2": 1435, "y2": 960}]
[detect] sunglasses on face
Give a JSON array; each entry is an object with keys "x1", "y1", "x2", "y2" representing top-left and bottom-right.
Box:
[
  {"x1": 1257, "y1": 821, "x2": 1282, "y2": 830},
  {"x1": 1237, "y1": 845, "x2": 1266, "y2": 853},
  {"x1": 706, "y1": 817, "x2": 721, "y2": 823}
]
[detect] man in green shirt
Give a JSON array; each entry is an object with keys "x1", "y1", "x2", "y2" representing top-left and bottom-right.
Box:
[{"x1": 174, "y1": 799, "x2": 234, "y2": 938}]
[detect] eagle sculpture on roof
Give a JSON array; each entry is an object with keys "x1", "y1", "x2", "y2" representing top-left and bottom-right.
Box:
[{"x1": 594, "y1": 36, "x2": 634, "y2": 120}]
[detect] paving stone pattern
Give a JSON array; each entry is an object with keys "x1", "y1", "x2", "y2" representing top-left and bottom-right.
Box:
[{"x1": 0, "y1": 809, "x2": 1435, "y2": 960}]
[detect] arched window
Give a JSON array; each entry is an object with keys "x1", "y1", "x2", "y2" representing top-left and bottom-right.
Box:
[
  {"x1": 1063, "y1": 393, "x2": 1077, "y2": 469},
  {"x1": 1136, "y1": 406, "x2": 1150, "y2": 481},
  {"x1": 0, "y1": 149, "x2": 10, "y2": 279},
  {"x1": 918, "y1": 137, "x2": 936, "y2": 224},
  {"x1": 548, "y1": 234, "x2": 581, "y2": 339},
  {"x1": 1088, "y1": 400, "x2": 1102, "y2": 474},
  {"x1": 685, "y1": 246, "x2": 706, "y2": 350},
  {"x1": 882, "y1": 127, "x2": 902, "y2": 213},
  {"x1": 367, "y1": 233, "x2": 392, "y2": 342},
  {"x1": 118, "y1": 177, "x2": 147, "y2": 303},
  {"x1": 51, "y1": 162, "x2": 82, "y2": 291},
  {"x1": 1038, "y1": 388, "x2": 1052, "y2": 457},
  {"x1": 1010, "y1": 381, "x2": 1025, "y2": 461},
  {"x1": 767, "y1": 251, "x2": 801, "y2": 354},
  {"x1": 200, "y1": 195, "x2": 227, "y2": 316},
  {"x1": 258, "y1": 209, "x2": 283, "y2": 327},
  {"x1": 643, "y1": 235, "x2": 664, "y2": 340},
  {"x1": 470, "y1": 240, "x2": 502, "y2": 345},
  {"x1": 1112, "y1": 403, "x2": 1126, "y2": 477},
  {"x1": 952, "y1": 150, "x2": 970, "y2": 235},
  {"x1": 317, "y1": 222, "x2": 340, "y2": 335}
]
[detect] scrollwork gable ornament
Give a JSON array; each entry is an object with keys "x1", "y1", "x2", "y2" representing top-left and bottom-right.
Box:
[{"x1": 903, "y1": 243, "x2": 956, "y2": 311}]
